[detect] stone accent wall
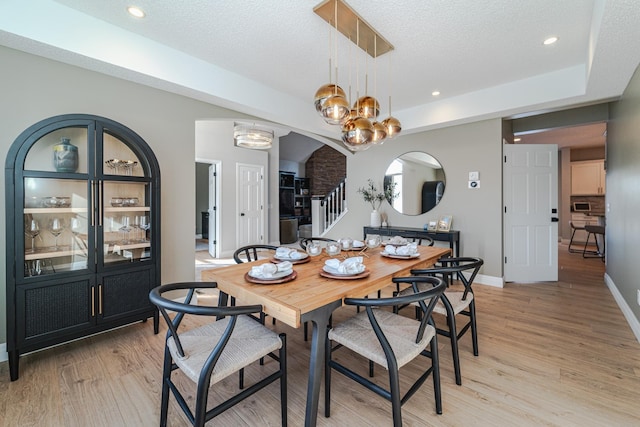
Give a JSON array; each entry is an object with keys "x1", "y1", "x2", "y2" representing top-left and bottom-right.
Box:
[{"x1": 305, "y1": 144, "x2": 346, "y2": 196}]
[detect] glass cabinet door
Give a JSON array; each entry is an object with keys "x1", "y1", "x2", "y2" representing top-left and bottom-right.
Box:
[
  {"x1": 101, "y1": 181, "x2": 152, "y2": 265},
  {"x1": 23, "y1": 178, "x2": 91, "y2": 276}
]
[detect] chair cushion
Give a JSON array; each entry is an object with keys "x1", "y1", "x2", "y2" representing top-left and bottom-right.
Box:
[
  {"x1": 167, "y1": 315, "x2": 282, "y2": 385},
  {"x1": 329, "y1": 309, "x2": 435, "y2": 369},
  {"x1": 432, "y1": 291, "x2": 474, "y2": 316}
]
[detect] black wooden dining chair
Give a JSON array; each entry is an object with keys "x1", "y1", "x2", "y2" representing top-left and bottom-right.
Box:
[
  {"x1": 233, "y1": 244, "x2": 278, "y2": 263},
  {"x1": 149, "y1": 282, "x2": 287, "y2": 427},
  {"x1": 325, "y1": 276, "x2": 446, "y2": 426},
  {"x1": 299, "y1": 236, "x2": 337, "y2": 250},
  {"x1": 406, "y1": 257, "x2": 484, "y2": 386}
]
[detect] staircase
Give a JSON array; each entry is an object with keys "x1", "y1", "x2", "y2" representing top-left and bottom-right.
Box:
[{"x1": 311, "y1": 178, "x2": 347, "y2": 236}]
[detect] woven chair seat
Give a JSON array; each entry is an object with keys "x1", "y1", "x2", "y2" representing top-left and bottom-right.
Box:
[
  {"x1": 400, "y1": 285, "x2": 474, "y2": 316},
  {"x1": 433, "y1": 291, "x2": 473, "y2": 316},
  {"x1": 329, "y1": 309, "x2": 436, "y2": 370},
  {"x1": 167, "y1": 315, "x2": 282, "y2": 385}
]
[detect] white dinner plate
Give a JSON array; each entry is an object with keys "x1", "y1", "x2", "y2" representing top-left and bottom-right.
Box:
[
  {"x1": 322, "y1": 265, "x2": 362, "y2": 277},
  {"x1": 275, "y1": 252, "x2": 309, "y2": 261},
  {"x1": 248, "y1": 269, "x2": 293, "y2": 280},
  {"x1": 380, "y1": 251, "x2": 420, "y2": 259}
]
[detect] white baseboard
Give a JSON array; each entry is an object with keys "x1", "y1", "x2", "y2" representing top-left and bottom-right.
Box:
[
  {"x1": 475, "y1": 273, "x2": 504, "y2": 288},
  {"x1": 604, "y1": 273, "x2": 640, "y2": 343},
  {"x1": 0, "y1": 342, "x2": 7, "y2": 363}
]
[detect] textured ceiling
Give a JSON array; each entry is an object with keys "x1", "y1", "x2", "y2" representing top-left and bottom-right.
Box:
[{"x1": 1, "y1": 0, "x2": 639, "y2": 148}]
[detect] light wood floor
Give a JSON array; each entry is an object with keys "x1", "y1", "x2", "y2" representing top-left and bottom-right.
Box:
[{"x1": 2, "y1": 244, "x2": 640, "y2": 426}]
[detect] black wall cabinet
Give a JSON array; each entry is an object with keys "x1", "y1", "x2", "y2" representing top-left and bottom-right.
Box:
[{"x1": 5, "y1": 114, "x2": 161, "y2": 380}]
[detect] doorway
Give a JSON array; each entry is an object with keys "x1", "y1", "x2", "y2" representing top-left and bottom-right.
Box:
[{"x1": 195, "y1": 159, "x2": 221, "y2": 257}]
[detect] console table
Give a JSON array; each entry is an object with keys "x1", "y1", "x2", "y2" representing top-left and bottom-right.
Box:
[{"x1": 363, "y1": 226, "x2": 460, "y2": 257}]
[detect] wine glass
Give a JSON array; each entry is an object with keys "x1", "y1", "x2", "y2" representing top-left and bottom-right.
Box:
[
  {"x1": 132, "y1": 215, "x2": 141, "y2": 242},
  {"x1": 305, "y1": 241, "x2": 322, "y2": 257},
  {"x1": 120, "y1": 216, "x2": 131, "y2": 244},
  {"x1": 366, "y1": 235, "x2": 381, "y2": 249},
  {"x1": 139, "y1": 215, "x2": 150, "y2": 242},
  {"x1": 48, "y1": 217, "x2": 65, "y2": 251},
  {"x1": 25, "y1": 219, "x2": 40, "y2": 253},
  {"x1": 325, "y1": 241, "x2": 341, "y2": 258}
]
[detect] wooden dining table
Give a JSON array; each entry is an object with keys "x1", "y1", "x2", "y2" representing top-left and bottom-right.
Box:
[{"x1": 201, "y1": 244, "x2": 451, "y2": 427}]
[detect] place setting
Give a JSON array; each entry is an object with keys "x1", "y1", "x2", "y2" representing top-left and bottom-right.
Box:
[
  {"x1": 380, "y1": 237, "x2": 420, "y2": 259},
  {"x1": 245, "y1": 261, "x2": 296, "y2": 284},
  {"x1": 271, "y1": 246, "x2": 310, "y2": 264},
  {"x1": 320, "y1": 256, "x2": 370, "y2": 280}
]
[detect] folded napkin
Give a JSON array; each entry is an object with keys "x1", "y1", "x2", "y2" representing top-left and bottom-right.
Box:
[
  {"x1": 276, "y1": 247, "x2": 303, "y2": 259},
  {"x1": 352, "y1": 240, "x2": 364, "y2": 248},
  {"x1": 384, "y1": 242, "x2": 418, "y2": 255},
  {"x1": 387, "y1": 235, "x2": 408, "y2": 245},
  {"x1": 250, "y1": 261, "x2": 292, "y2": 278},
  {"x1": 324, "y1": 257, "x2": 365, "y2": 274}
]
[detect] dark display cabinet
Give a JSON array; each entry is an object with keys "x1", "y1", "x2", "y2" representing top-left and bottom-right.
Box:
[
  {"x1": 5, "y1": 114, "x2": 161, "y2": 380},
  {"x1": 279, "y1": 171, "x2": 310, "y2": 224}
]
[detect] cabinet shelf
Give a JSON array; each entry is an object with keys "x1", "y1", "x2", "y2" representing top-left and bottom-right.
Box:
[
  {"x1": 24, "y1": 247, "x2": 87, "y2": 260},
  {"x1": 24, "y1": 207, "x2": 88, "y2": 214},
  {"x1": 103, "y1": 206, "x2": 151, "y2": 213}
]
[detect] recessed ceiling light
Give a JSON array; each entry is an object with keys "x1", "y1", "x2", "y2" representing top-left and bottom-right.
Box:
[
  {"x1": 543, "y1": 36, "x2": 558, "y2": 45},
  {"x1": 127, "y1": 6, "x2": 145, "y2": 18},
  {"x1": 432, "y1": 91, "x2": 440, "y2": 97}
]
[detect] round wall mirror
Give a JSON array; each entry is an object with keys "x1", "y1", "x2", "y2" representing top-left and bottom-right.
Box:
[{"x1": 384, "y1": 151, "x2": 445, "y2": 215}]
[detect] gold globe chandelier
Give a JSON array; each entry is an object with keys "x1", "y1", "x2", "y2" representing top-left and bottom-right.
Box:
[{"x1": 313, "y1": 0, "x2": 401, "y2": 152}]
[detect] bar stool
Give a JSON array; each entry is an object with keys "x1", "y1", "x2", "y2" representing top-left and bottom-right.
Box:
[
  {"x1": 568, "y1": 221, "x2": 585, "y2": 253},
  {"x1": 583, "y1": 225, "x2": 605, "y2": 261}
]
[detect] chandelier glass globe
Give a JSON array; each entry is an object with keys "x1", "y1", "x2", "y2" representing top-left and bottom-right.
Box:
[
  {"x1": 342, "y1": 117, "x2": 374, "y2": 151},
  {"x1": 314, "y1": 84, "x2": 346, "y2": 115},
  {"x1": 321, "y1": 94, "x2": 350, "y2": 125},
  {"x1": 381, "y1": 116, "x2": 402, "y2": 139},
  {"x1": 355, "y1": 96, "x2": 380, "y2": 119}
]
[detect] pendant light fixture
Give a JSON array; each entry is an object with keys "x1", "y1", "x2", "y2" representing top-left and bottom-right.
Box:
[
  {"x1": 313, "y1": 0, "x2": 400, "y2": 152},
  {"x1": 234, "y1": 123, "x2": 274, "y2": 150}
]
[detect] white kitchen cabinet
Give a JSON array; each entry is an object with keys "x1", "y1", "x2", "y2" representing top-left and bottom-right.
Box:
[{"x1": 571, "y1": 160, "x2": 605, "y2": 195}]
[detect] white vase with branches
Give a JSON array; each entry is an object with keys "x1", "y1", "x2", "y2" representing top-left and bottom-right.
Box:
[{"x1": 357, "y1": 179, "x2": 398, "y2": 227}]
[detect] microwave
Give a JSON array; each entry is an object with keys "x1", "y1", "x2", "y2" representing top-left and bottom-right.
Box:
[{"x1": 573, "y1": 202, "x2": 591, "y2": 212}]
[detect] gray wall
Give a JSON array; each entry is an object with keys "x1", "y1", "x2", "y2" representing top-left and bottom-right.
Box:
[
  {"x1": 607, "y1": 64, "x2": 640, "y2": 327},
  {"x1": 0, "y1": 46, "x2": 253, "y2": 344},
  {"x1": 325, "y1": 119, "x2": 504, "y2": 282},
  {"x1": 195, "y1": 162, "x2": 209, "y2": 235}
]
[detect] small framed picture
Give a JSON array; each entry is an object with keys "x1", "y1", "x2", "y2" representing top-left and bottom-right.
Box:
[
  {"x1": 437, "y1": 215, "x2": 453, "y2": 232},
  {"x1": 427, "y1": 220, "x2": 438, "y2": 231}
]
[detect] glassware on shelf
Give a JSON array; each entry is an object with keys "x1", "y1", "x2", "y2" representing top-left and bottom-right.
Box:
[
  {"x1": 48, "y1": 217, "x2": 65, "y2": 251},
  {"x1": 139, "y1": 215, "x2": 150, "y2": 242},
  {"x1": 119, "y1": 216, "x2": 131, "y2": 244},
  {"x1": 105, "y1": 159, "x2": 138, "y2": 176},
  {"x1": 25, "y1": 219, "x2": 40, "y2": 253},
  {"x1": 70, "y1": 217, "x2": 88, "y2": 253},
  {"x1": 42, "y1": 196, "x2": 71, "y2": 208}
]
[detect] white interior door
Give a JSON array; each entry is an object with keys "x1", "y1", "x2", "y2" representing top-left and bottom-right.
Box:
[
  {"x1": 208, "y1": 163, "x2": 218, "y2": 257},
  {"x1": 504, "y1": 144, "x2": 558, "y2": 282},
  {"x1": 237, "y1": 163, "x2": 264, "y2": 247}
]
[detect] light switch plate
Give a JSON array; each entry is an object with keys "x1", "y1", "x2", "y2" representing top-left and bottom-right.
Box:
[{"x1": 469, "y1": 171, "x2": 479, "y2": 180}]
